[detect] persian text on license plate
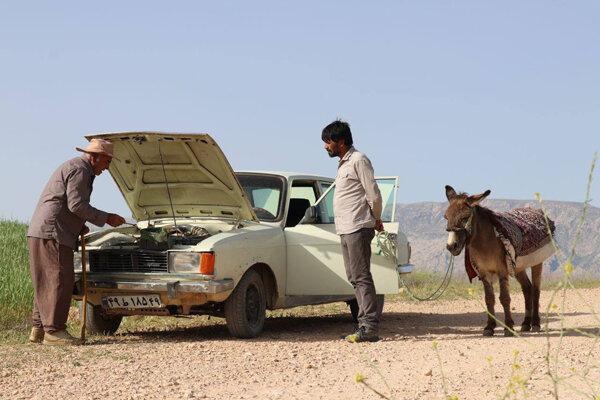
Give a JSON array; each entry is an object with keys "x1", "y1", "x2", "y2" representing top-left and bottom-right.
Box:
[{"x1": 102, "y1": 294, "x2": 163, "y2": 309}]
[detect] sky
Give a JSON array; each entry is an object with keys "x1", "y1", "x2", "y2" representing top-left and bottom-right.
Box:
[{"x1": 1, "y1": 1, "x2": 598, "y2": 222}]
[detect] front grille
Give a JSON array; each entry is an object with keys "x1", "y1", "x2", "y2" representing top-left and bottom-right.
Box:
[{"x1": 89, "y1": 250, "x2": 168, "y2": 273}]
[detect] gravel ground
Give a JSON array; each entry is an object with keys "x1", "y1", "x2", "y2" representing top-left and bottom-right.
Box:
[{"x1": 1, "y1": 287, "x2": 599, "y2": 400}]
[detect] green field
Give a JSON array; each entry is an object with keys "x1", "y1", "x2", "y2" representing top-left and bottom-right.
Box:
[{"x1": 0, "y1": 220, "x2": 33, "y2": 335}]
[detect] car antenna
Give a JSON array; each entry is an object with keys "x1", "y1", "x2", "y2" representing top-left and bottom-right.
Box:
[{"x1": 157, "y1": 138, "x2": 178, "y2": 229}]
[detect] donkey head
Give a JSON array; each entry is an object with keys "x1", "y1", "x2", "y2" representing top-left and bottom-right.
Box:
[{"x1": 444, "y1": 185, "x2": 491, "y2": 256}]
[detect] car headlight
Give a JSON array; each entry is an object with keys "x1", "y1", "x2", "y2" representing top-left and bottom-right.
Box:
[
  {"x1": 169, "y1": 252, "x2": 215, "y2": 274},
  {"x1": 170, "y1": 252, "x2": 199, "y2": 273}
]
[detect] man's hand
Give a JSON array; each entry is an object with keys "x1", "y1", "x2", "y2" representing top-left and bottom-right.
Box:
[
  {"x1": 106, "y1": 213, "x2": 127, "y2": 227},
  {"x1": 80, "y1": 225, "x2": 90, "y2": 235},
  {"x1": 374, "y1": 219, "x2": 384, "y2": 232}
]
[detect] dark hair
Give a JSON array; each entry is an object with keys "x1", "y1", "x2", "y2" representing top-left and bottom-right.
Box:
[{"x1": 321, "y1": 120, "x2": 353, "y2": 146}]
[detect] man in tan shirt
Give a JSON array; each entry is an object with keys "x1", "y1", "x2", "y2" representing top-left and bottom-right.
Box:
[
  {"x1": 322, "y1": 120, "x2": 383, "y2": 343},
  {"x1": 27, "y1": 139, "x2": 126, "y2": 345}
]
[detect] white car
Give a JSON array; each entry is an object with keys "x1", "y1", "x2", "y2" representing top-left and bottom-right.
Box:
[{"x1": 74, "y1": 132, "x2": 413, "y2": 338}]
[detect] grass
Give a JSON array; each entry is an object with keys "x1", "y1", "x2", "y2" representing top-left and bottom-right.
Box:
[
  {"x1": 391, "y1": 270, "x2": 600, "y2": 304},
  {"x1": 0, "y1": 220, "x2": 32, "y2": 336}
]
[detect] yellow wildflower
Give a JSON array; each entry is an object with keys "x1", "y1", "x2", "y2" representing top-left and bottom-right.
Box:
[
  {"x1": 355, "y1": 373, "x2": 364, "y2": 383},
  {"x1": 564, "y1": 260, "x2": 574, "y2": 277}
]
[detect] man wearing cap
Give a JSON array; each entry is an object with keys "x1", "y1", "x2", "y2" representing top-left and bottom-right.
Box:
[{"x1": 27, "y1": 139, "x2": 126, "y2": 345}]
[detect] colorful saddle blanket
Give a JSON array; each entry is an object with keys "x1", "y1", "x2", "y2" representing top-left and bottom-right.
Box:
[{"x1": 465, "y1": 207, "x2": 555, "y2": 282}]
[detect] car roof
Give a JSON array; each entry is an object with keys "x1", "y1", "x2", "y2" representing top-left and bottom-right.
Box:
[{"x1": 235, "y1": 170, "x2": 334, "y2": 182}]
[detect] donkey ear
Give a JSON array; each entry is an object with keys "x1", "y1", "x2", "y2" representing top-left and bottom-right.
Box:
[
  {"x1": 445, "y1": 185, "x2": 457, "y2": 201},
  {"x1": 467, "y1": 189, "x2": 491, "y2": 207}
]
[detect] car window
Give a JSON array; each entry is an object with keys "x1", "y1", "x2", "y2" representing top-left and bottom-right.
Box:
[
  {"x1": 290, "y1": 185, "x2": 317, "y2": 205},
  {"x1": 252, "y1": 188, "x2": 280, "y2": 214},
  {"x1": 314, "y1": 185, "x2": 335, "y2": 224},
  {"x1": 377, "y1": 178, "x2": 397, "y2": 223},
  {"x1": 318, "y1": 181, "x2": 332, "y2": 196},
  {"x1": 236, "y1": 174, "x2": 286, "y2": 221},
  {"x1": 310, "y1": 177, "x2": 397, "y2": 224}
]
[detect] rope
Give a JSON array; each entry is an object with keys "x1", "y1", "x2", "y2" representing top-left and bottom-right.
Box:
[
  {"x1": 376, "y1": 231, "x2": 455, "y2": 302},
  {"x1": 400, "y1": 256, "x2": 454, "y2": 301},
  {"x1": 157, "y1": 140, "x2": 177, "y2": 229}
]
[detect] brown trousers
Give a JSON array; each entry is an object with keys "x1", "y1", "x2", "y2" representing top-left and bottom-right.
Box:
[
  {"x1": 28, "y1": 237, "x2": 74, "y2": 332},
  {"x1": 340, "y1": 227, "x2": 379, "y2": 331}
]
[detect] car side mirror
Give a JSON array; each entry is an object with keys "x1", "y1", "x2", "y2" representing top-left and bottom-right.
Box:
[{"x1": 300, "y1": 206, "x2": 317, "y2": 224}]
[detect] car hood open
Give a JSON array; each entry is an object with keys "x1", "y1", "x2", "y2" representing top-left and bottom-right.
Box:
[{"x1": 85, "y1": 132, "x2": 257, "y2": 222}]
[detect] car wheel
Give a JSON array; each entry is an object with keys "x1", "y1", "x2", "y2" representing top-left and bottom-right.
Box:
[
  {"x1": 79, "y1": 302, "x2": 122, "y2": 335},
  {"x1": 347, "y1": 294, "x2": 385, "y2": 323},
  {"x1": 224, "y1": 270, "x2": 266, "y2": 338}
]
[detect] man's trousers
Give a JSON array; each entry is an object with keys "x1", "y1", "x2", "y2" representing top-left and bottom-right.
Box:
[{"x1": 28, "y1": 237, "x2": 74, "y2": 332}]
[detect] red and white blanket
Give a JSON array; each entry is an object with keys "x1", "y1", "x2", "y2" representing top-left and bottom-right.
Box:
[{"x1": 466, "y1": 207, "x2": 556, "y2": 282}]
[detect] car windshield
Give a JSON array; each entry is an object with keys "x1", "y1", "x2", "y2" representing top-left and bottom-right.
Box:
[{"x1": 236, "y1": 173, "x2": 286, "y2": 221}]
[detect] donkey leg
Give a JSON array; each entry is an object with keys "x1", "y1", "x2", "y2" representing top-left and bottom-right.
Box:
[
  {"x1": 499, "y1": 276, "x2": 515, "y2": 336},
  {"x1": 531, "y1": 264, "x2": 543, "y2": 332},
  {"x1": 515, "y1": 271, "x2": 532, "y2": 332},
  {"x1": 482, "y1": 279, "x2": 496, "y2": 336}
]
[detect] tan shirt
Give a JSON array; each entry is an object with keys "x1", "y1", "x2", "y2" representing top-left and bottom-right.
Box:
[
  {"x1": 333, "y1": 147, "x2": 382, "y2": 235},
  {"x1": 27, "y1": 156, "x2": 109, "y2": 249}
]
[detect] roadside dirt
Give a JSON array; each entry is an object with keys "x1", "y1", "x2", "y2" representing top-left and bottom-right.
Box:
[{"x1": 1, "y1": 287, "x2": 599, "y2": 400}]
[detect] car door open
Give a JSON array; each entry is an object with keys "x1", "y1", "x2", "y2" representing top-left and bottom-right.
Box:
[{"x1": 284, "y1": 177, "x2": 402, "y2": 296}]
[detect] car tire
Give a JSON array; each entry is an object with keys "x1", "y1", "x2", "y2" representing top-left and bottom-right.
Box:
[
  {"x1": 79, "y1": 302, "x2": 122, "y2": 335},
  {"x1": 347, "y1": 294, "x2": 385, "y2": 323},
  {"x1": 224, "y1": 270, "x2": 266, "y2": 338}
]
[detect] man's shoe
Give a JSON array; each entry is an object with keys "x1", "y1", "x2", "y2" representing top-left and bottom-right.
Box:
[
  {"x1": 29, "y1": 327, "x2": 44, "y2": 343},
  {"x1": 43, "y1": 330, "x2": 82, "y2": 346},
  {"x1": 344, "y1": 326, "x2": 380, "y2": 343}
]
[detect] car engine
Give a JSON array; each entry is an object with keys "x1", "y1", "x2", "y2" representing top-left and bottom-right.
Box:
[{"x1": 87, "y1": 225, "x2": 213, "y2": 273}]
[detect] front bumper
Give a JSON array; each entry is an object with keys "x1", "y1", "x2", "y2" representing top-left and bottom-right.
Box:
[
  {"x1": 76, "y1": 276, "x2": 234, "y2": 294},
  {"x1": 73, "y1": 272, "x2": 234, "y2": 309}
]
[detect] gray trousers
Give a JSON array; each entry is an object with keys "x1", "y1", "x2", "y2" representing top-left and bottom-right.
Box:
[
  {"x1": 340, "y1": 227, "x2": 379, "y2": 331},
  {"x1": 28, "y1": 237, "x2": 74, "y2": 332}
]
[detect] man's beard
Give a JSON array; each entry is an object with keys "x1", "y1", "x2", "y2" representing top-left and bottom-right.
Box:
[{"x1": 326, "y1": 149, "x2": 337, "y2": 158}]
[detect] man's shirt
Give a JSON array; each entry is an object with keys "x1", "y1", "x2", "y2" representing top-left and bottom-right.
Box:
[
  {"x1": 27, "y1": 156, "x2": 109, "y2": 249},
  {"x1": 333, "y1": 147, "x2": 382, "y2": 235}
]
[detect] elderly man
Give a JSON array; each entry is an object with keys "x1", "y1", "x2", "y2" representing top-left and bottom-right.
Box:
[
  {"x1": 27, "y1": 139, "x2": 126, "y2": 345},
  {"x1": 322, "y1": 120, "x2": 383, "y2": 343}
]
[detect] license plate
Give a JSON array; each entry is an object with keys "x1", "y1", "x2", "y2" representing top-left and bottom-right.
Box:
[{"x1": 102, "y1": 294, "x2": 163, "y2": 309}]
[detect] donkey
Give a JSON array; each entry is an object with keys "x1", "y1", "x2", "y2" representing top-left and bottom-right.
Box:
[{"x1": 443, "y1": 185, "x2": 555, "y2": 336}]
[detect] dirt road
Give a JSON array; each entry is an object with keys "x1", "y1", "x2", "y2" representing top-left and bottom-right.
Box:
[{"x1": 1, "y1": 287, "x2": 599, "y2": 400}]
